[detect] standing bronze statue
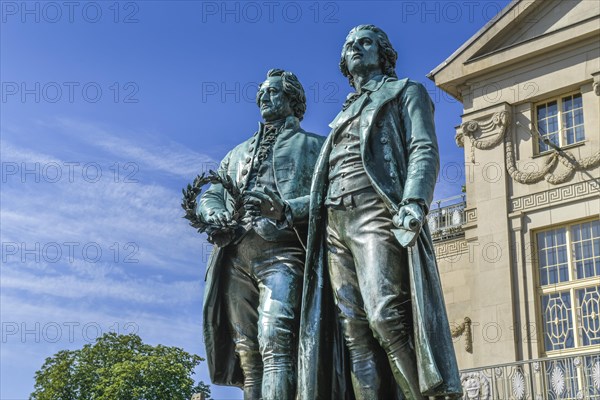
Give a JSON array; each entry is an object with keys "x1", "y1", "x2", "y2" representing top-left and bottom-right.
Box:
[
  {"x1": 298, "y1": 25, "x2": 462, "y2": 399},
  {"x1": 198, "y1": 69, "x2": 324, "y2": 400}
]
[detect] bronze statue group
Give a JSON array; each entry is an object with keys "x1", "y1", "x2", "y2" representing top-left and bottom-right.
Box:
[{"x1": 194, "y1": 25, "x2": 462, "y2": 400}]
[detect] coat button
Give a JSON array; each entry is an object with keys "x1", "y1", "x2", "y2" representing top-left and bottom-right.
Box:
[
  {"x1": 384, "y1": 155, "x2": 391, "y2": 161},
  {"x1": 251, "y1": 139, "x2": 256, "y2": 144},
  {"x1": 376, "y1": 121, "x2": 384, "y2": 128},
  {"x1": 242, "y1": 169, "x2": 248, "y2": 175},
  {"x1": 246, "y1": 157, "x2": 252, "y2": 163},
  {"x1": 249, "y1": 147, "x2": 254, "y2": 152},
  {"x1": 238, "y1": 182, "x2": 244, "y2": 188},
  {"x1": 380, "y1": 137, "x2": 388, "y2": 144}
]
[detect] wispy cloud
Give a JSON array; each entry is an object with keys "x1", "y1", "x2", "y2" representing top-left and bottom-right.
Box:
[
  {"x1": 54, "y1": 118, "x2": 218, "y2": 179},
  {"x1": 2, "y1": 139, "x2": 211, "y2": 275},
  {"x1": 1, "y1": 119, "x2": 214, "y2": 319},
  {"x1": 2, "y1": 265, "x2": 202, "y2": 305},
  {"x1": 1, "y1": 118, "x2": 230, "y2": 399}
]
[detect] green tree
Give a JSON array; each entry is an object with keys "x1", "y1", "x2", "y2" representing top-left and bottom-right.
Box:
[{"x1": 30, "y1": 332, "x2": 211, "y2": 400}]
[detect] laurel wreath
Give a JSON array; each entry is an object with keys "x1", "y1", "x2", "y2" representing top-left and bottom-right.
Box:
[{"x1": 181, "y1": 170, "x2": 244, "y2": 245}]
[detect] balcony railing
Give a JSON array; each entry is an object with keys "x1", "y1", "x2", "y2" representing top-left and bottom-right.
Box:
[
  {"x1": 460, "y1": 354, "x2": 600, "y2": 400},
  {"x1": 428, "y1": 194, "x2": 466, "y2": 241}
]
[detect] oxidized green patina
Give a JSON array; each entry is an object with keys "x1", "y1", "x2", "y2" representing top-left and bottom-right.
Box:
[
  {"x1": 197, "y1": 69, "x2": 325, "y2": 400},
  {"x1": 297, "y1": 25, "x2": 463, "y2": 400}
]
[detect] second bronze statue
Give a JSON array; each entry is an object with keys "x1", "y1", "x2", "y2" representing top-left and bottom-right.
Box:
[
  {"x1": 198, "y1": 69, "x2": 325, "y2": 400},
  {"x1": 297, "y1": 25, "x2": 463, "y2": 400}
]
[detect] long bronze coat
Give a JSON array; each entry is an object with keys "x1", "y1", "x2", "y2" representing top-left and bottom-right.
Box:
[
  {"x1": 297, "y1": 78, "x2": 463, "y2": 399},
  {"x1": 198, "y1": 116, "x2": 325, "y2": 387}
]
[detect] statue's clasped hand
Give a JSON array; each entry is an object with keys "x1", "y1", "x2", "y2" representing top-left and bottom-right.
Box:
[
  {"x1": 203, "y1": 210, "x2": 237, "y2": 248},
  {"x1": 393, "y1": 202, "x2": 424, "y2": 232},
  {"x1": 243, "y1": 187, "x2": 287, "y2": 221},
  {"x1": 205, "y1": 210, "x2": 237, "y2": 228},
  {"x1": 391, "y1": 202, "x2": 425, "y2": 248}
]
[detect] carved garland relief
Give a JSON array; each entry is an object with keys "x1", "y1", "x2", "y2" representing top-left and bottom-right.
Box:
[{"x1": 456, "y1": 110, "x2": 600, "y2": 185}]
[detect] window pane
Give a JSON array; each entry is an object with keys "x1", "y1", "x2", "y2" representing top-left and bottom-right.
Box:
[
  {"x1": 583, "y1": 241, "x2": 593, "y2": 258},
  {"x1": 557, "y1": 231, "x2": 566, "y2": 245},
  {"x1": 577, "y1": 286, "x2": 600, "y2": 346},
  {"x1": 539, "y1": 248, "x2": 547, "y2": 267},
  {"x1": 538, "y1": 119, "x2": 547, "y2": 135},
  {"x1": 536, "y1": 95, "x2": 584, "y2": 152},
  {"x1": 573, "y1": 93, "x2": 582, "y2": 108},
  {"x1": 575, "y1": 261, "x2": 584, "y2": 280},
  {"x1": 559, "y1": 265, "x2": 569, "y2": 282},
  {"x1": 537, "y1": 104, "x2": 547, "y2": 119},
  {"x1": 573, "y1": 226, "x2": 581, "y2": 241},
  {"x1": 574, "y1": 126, "x2": 585, "y2": 142},
  {"x1": 542, "y1": 292, "x2": 574, "y2": 351},
  {"x1": 563, "y1": 96, "x2": 573, "y2": 112},
  {"x1": 548, "y1": 249, "x2": 557, "y2": 265},
  {"x1": 558, "y1": 245, "x2": 567, "y2": 263},
  {"x1": 573, "y1": 242, "x2": 582, "y2": 261},
  {"x1": 547, "y1": 118, "x2": 558, "y2": 134},
  {"x1": 537, "y1": 219, "x2": 599, "y2": 356},
  {"x1": 574, "y1": 109, "x2": 583, "y2": 125},
  {"x1": 538, "y1": 229, "x2": 569, "y2": 285},
  {"x1": 564, "y1": 112, "x2": 573, "y2": 129},
  {"x1": 572, "y1": 222, "x2": 600, "y2": 279},
  {"x1": 584, "y1": 260, "x2": 594, "y2": 277},
  {"x1": 565, "y1": 129, "x2": 574, "y2": 144},
  {"x1": 582, "y1": 222, "x2": 592, "y2": 240}
]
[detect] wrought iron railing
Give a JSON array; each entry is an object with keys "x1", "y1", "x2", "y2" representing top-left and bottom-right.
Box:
[
  {"x1": 460, "y1": 354, "x2": 600, "y2": 400},
  {"x1": 428, "y1": 194, "x2": 466, "y2": 241}
]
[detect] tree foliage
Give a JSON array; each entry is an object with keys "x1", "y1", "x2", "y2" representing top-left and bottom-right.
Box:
[{"x1": 30, "y1": 332, "x2": 211, "y2": 400}]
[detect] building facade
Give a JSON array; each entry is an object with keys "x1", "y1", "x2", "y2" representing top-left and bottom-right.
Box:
[{"x1": 428, "y1": 0, "x2": 600, "y2": 398}]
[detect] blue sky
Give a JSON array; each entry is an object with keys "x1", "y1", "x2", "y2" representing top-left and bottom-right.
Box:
[{"x1": 1, "y1": 1, "x2": 510, "y2": 399}]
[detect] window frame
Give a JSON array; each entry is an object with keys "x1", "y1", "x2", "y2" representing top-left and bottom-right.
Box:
[
  {"x1": 533, "y1": 217, "x2": 600, "y2": 357},
  {"x1": 533, "y1": 91, "x2": 586, "y2": 155}
]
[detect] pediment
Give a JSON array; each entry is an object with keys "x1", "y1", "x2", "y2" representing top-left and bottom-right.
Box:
[
  {"x1": 471, "y1": 0, "x2": 596, "y2": 60},
  {"x1": 429, "y1": 0, "x2": 600, "y2": 100}
]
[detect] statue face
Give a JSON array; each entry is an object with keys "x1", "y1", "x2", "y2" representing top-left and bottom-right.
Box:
[
  {"x1": 257, "y1": 76, "x2": 293, "y2": 123},
  {"x1": 343, "y1": 29, "x2": 381, "y2": 76}
]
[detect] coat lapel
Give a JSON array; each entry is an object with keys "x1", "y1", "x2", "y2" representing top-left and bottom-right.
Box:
[
  {"x1": 328, "y1": 93, "x2": 369, "y2": 132},
  {"x1": 359, "y1": 78, "x2": 408, "y2": 146}
]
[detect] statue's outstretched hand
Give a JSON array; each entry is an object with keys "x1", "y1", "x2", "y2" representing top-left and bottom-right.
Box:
[{"x1": 243, "y1": 187, "x2": 287, "y2": 221}]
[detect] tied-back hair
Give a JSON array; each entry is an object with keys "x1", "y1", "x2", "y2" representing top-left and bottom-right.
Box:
[
  {"x1": 256, "y1": 68, "x2": 307, "y2": 121},
  {"x1": 339, "y1": 25, "x2": 398, "y2": 88}
]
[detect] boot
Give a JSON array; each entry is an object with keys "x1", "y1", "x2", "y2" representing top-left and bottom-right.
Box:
[{"x1": 387, "y1": 344, "x2": 426, "y2": 400}]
